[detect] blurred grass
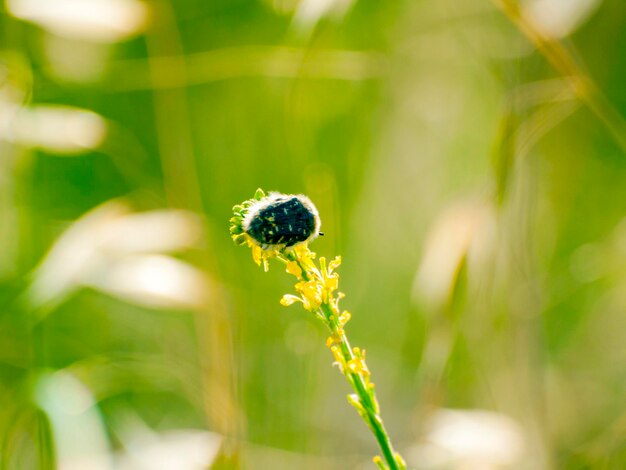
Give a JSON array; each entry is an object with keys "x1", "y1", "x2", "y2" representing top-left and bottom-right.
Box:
[{"x1": 1, "y1": 0, "x2": 626, "y2": 468}]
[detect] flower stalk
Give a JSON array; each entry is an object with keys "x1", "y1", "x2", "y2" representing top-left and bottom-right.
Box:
[{"x1": 230, "y1": 189, "x2": 406, "y2": 470}]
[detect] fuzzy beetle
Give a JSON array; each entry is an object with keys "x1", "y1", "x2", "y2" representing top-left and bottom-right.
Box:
[{"x1": 243, "y1": 192, "x2": 322, "y2": 249}]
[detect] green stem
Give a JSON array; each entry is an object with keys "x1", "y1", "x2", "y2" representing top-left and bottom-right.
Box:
[
  {"x1": 320, "y1": 303, "x2": 402, "y2": 470},
  {"x1": 281, "y1": 251, "x2": 405, "y2": 469}
]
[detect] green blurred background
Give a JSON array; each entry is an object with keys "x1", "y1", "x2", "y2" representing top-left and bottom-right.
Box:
[{"x1": 0, "y1": 0, "x2": 625, "y2": 468}]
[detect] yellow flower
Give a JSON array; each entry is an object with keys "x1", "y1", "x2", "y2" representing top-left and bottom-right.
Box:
[
  {"x1": 285, "y1": 261, "x2": 302, "y2": 279},
  {"x1": 303, "y1": 256, "x2": 337, "y2": 305},
  {"x1": 346, "y1": 358, "x2": 366, "y2": 374},
  {"x1": 295, "y1": 280, "x2": 323, "y2": 311},
  {"x1": 329, "y1": 256, "x2": 341, "y2": 271},
  {"x1": 324, "y1": 273, "x2": 339, "y2": 295},
  {"x1": 346, "y1": 348, "x2": 370, "y2": 377},
  {"x1": 330, "y1": 345, "x2": 345, "y2": 369},
  {"x1": 294, "y1": 243, "x2": 314, "y2": 261},
  {"x1": 280, "y1": 294, "x2": 302, "y2": 307},
  {"x1": 326, "y1": 331, "x2": 345, "y2": 348},
  {"x1": 251, "y1": 244, "x2": 263, "y2": 266},
  {"x1": 293, "y1": 244, "x2": 318, "y2": 274},
  {"x1": 244, "y1": 235, "x2": 280, "y2": 272}
]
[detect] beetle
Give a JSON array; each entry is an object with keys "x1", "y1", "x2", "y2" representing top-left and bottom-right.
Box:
[{"x1": 243, "y1": 192, "x2": 322, "y2": 249}]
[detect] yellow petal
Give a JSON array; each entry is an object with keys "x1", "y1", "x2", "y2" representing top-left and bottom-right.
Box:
[
  {"x1": 330, "y1": 345, "x2": 344, "y2": 364},
  {"x1": 251, "y1": 245, "x2": 262, "y2": 266},
  {"x1": 347, "y1": 357, "x2": 367, "y2": 374},
  {"x1": 324, "y1": 273, "x2": 339, "y2": 292},
  {"x1": 285, "y1": 261, "x2": 302, "y2": 279},
  {"x1": 319, "y1": 256, "x2": 327, "y2": 274},
  {"x1": 295, "y1": 281, "x2": 322, "y2": 310},
  {"x1": 329, "y1": 256, "x2": 342, "y2": 271},
  {"x1": 280, "y1": 294, "x2": 302, "y2": 307}
]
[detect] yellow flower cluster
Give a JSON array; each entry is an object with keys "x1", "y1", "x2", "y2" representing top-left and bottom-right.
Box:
[
  {"x1": 279, "y1": 246, "x2": 343, "y2": 313},
  {"x1": 249, "y1": 236, "x2": 279, "y2": 272},
  {"x1": 277, "y1": 245, "x2": 377, "y2": 388}
]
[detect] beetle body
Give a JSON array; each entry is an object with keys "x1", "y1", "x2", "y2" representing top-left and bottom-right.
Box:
[{"x1": 243, "y1": 193, "x2": 321, "y2": 249}]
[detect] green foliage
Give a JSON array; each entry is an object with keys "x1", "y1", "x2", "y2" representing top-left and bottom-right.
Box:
[{"x1": 0, "y1": 0, "x2": 625, "y2": 468}]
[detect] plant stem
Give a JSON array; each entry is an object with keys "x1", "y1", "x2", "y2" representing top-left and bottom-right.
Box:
[
  {"x1": 320, "y1": 302, "x2": 403, "y2": 470},
  {"x1": 276, "y1": 250, "x2": 406, "y2": 469}
]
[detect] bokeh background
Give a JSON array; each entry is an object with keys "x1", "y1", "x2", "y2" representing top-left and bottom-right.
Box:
[{"x1": 0, "y1": 0, "x2": 625, "y2": 468}]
